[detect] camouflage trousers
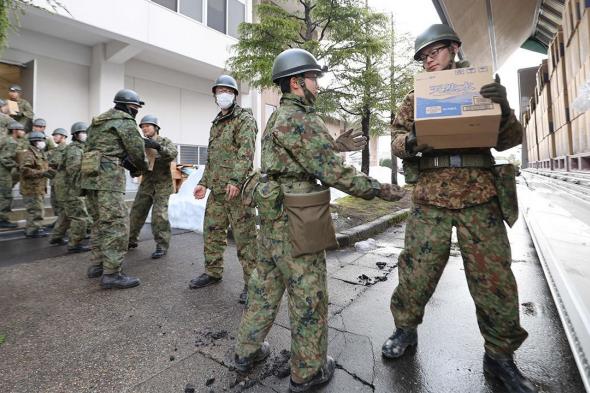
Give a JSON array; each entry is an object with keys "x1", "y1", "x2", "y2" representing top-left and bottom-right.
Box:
[
  {"x1": 52, "y1": 197, "x2": 90, "y2": 246},
  {"x1": 236, "y1": 213, "x2": 328, "y2": 382},
  {"x1": 22, "y1": 194, "x2": 44, "y2": 234},
  {"x1": 203, "y1": 192, "x2": 256, "y2": 281},
  {"x1": 0, "y1": 172, "x2": 13, "y2": 221},
  {"x1": 85, "y1": 190, "x2": 128, "y2": 274},
  {"x1": 129, "y1": 191, "x2": 171, "y2": 250},
  {"x1": 390, "y1": 200, "x2": 528, "y2": 356},
  {"x1": 50, "y1": 184, "x2": 62, "y2": 218}
]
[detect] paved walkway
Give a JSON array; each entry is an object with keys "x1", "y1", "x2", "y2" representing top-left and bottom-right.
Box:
[{"x1": 0, "y1": 213, "x2": 584, "y2": 392}]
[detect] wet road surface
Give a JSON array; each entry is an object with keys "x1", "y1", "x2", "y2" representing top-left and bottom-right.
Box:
[{"x1": 0, "y1": 216, "x2": 585, "y2": 392}]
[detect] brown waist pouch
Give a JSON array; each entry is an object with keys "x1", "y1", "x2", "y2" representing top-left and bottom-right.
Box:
[
  {"x1": 283, "y1": 188, "x2": 338, "y2": 257},
  {"x1": 492, "y1": 164, "x2": 519, "y2": 227}
]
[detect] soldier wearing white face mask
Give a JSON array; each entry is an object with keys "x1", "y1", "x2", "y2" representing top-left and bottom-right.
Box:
[{"x1": 189, "y1": 75, "x2": 258, "y2": 306}]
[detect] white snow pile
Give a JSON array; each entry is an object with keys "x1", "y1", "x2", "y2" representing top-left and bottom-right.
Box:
[
  {"x1": 354, "y1": 238, "x2": 378, "y2": 252},
  {"x1": 167, "y1": 166, "x2": 208, "y2": 233}
]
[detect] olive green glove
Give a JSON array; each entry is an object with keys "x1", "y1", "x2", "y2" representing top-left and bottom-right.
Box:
[{"x1": 334, "y1": 128, "x2": 367, "y2": 152}]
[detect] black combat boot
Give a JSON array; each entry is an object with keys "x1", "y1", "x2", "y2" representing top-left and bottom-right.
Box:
[
  {"x1": 289, "y1": 356, "x2": 336, "y2": 392},
  {"x1": 25, "y1": 228, "x2": 48, "y2": 238},
  {"x1": 68, "y1": 244, "x2": 91, "y2": 253},
  {"x1": 483, "y1": 353, "x2": 538, "y2": 393},
  {"x1": 87, "y1": 264, "x2": 103, "y2": 278},
  {"x1": 238, "y1": 285, "x2": 248, "y2": 304},
  {"x1": 151, "y1": 245, "x2": 166, "y2": 259},
  {"x1": 100, "y1": 272, "x2": 140, "y2": 289},
  {"x1": 234, "y1": 341, "x2": 271, "y2": 373},
  {"x1": 381, "y1": 327, "x2": 418, "y2": 359},
  {"x1": 189, "y1": 273, "x2": 222, "y2": 289},
  {"x1": 0, "y1": 220, "x2": 17, "y2": 229},
  {"x1": 128, "y1": 240, "x2": 138, "y2": 250},
  {"x1": 49, "y1": 237, "x2": 68, "y2": 245}
]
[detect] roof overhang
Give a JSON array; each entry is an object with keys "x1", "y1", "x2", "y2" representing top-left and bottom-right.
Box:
[{"x1": 432, "y1": 0, "x2": 563, "y2": 71}]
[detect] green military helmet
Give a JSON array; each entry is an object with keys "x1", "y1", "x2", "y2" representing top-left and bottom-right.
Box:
[
  {"x1": 33, "y1": 118, "x2": 47, "y2": 127},
  {"x1": 8, "y1": 84, "x2": 22, "y2": 92},
  {"x1": 212, "y1": 75, "x2": 239, "y2": 95},
  {"x1": 28, "y1": 131, "x2": 45, "y2": 142},
  {"x1": 70, "y1": 121, "x2": 88, "y2": 135},
  {"x1": 271, "y1": 48, "x2": 327, "y2": 84},
  {"x1": 414, "y1": 24, "x2": 461, "y2": 60},
  {"x1": 139, "y1": 114, "x2": 160, "y2": 129},
  {"x1": 52, "y1": 128, "x2": 67, "y2": 137},
  {"x1": 8, "y1": 121, "x2": 24, "y2": 130},
  {"x1": 113, "y1": 88, "x2": 145, "y2": 107}
]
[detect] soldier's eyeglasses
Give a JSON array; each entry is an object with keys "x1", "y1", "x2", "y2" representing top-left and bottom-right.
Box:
[{"x1": 418, "y1": 45, "x2": 449, "y2": 62}]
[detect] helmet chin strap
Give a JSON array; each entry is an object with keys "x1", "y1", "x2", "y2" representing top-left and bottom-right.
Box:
[{"x1": 297, "y1": 77, "x2": 316, "y2": 106}]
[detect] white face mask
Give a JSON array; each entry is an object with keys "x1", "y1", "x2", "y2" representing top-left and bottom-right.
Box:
[
  {"x1": 216, "y1": 92, "x2": 235, "y2": 110},
  {"x1": 36, "y1": 141, "x2": 46, "y2": 150},
  {"x1": 78, "y1": 132, "x2": 88, "y2": 142}
]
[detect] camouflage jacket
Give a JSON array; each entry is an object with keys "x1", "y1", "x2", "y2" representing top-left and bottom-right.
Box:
[
  {"x1": 0, "y1": 137, "x2": 18, "y2": 179},
  {"x1": 139, "y1": 135, "x2": 178, "y2": 196},
  {"x1": 0, "y1": 113, "x2": 12, "y2": 144},
  {"x1": 81, "y1": 108, "x2": 147, "y2": 193},
  {"x1": 9, "y1": 98, "x2": 34, "y2": 131},
  {"x1": 49, "y1": 142, "x2": 68, "y2": 201},
  {"x1": 199, "y1": 104, "x2": 257, "y2": 195},
  {"x1": 62, "y1": 140, "x2": 85, "y2": 200},
  {"x1": 390, "y1": 63, "x2": 523, "y2": 210},
  {"x1": 20, "y1": 145, "x2": 48, "y2": 196},
  {"x1": 261, "y1": 93, "x2": 381, "y2": 198}
]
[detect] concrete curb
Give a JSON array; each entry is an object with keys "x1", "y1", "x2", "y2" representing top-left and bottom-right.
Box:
[{"x1": 334, "y1": 208, "x2": 410, "y2": 249}]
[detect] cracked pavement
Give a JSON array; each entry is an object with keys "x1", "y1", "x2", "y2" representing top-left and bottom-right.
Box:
[{"x1": 0, "y1": 217, "x2": 585, "y2": 392}]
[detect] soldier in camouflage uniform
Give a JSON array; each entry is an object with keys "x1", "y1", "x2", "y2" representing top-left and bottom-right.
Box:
[
  {"x1": 233, "y1": 49, "x2": 405, "y2": 392},
  {"x1": 0, "y1": 121, "x2": 25, "y2": 228},
  {"x1": 188, "y1": 75, "x2": 258, "y2": 305},
  {"x1": 381, "y1": 25, "x2": 537, "y2": 393},
  {"x1": 31, "y1": 118, "x2": 57, "y2": 152},
  {"x1": 20, "y1": 131, "x2": 54, "y2": 238},
  {"x1": 7, "y1": 84, "x2": 33, "y2": 132},
  {"x1": 0, "y1": 99, "x2": 12, "y2": 142},
  {"x1": 82, "y1": 89, "x2": 148, "y2": 290},
  {"x1": 47, "y1": 128, "x2": 68, "y2": 234},
  {"x1": 50, "y1": 122, "x2": 92, "y2": 253},
  {"x1": 128, "y1": 115, "x2": 178, "y2": 259}
]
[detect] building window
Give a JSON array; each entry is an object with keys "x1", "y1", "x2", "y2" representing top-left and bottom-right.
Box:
[
  {"x1": 207, "y1": 0, "x2": 226, "y2": 33},
  {"x1": 179, "y1": 0, "x2": 203, "y2": 22},
  {"x1": 178, "y1": 145, "x2": 208, "y2": 165},
  {"x1": 152, "y1": 0, "x2": 177, "y2": 11},
  {"x1": 228, "y1": 0, "x2": 245, "y2": 38}
]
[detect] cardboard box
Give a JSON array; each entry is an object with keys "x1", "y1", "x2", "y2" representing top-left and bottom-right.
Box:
[
  {"x1": 145, "y1": 148, "x2": 157, "y2": 171},
  {"x1": 413, "y1": 66, "x2": 501, "y2": 149},
  {"x1": 7, "y1": 100, "x2": 19, "y2": 116}
]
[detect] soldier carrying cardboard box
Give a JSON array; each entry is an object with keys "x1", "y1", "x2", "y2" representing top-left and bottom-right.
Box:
[{"x1": 383, "y1": 24, "x2": 537, "y2": 393}]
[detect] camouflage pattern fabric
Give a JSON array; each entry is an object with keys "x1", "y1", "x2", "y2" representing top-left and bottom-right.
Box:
[
  {"x1": 0, "y1": 113, "x2": 11, "y2": 141},
  {"x1": 22, "y1": 195, "x2": 44, "y2": 234},
  {"x1": 49, "y1": 142, "x2": 67, "y2": 215},
  {"x1": 198, "y1": 104, "x2": 257, "y2": 280},
  {"x1": 389, "y1": 61, "x2": 526, "y2": 357},
  {"x1": 0, "y1": 137, "x2": 18, "y2": 221},
  {"x1": 85, "y1": 189, "x2": 128, "y2": 274},
  {"x1": 236, "y1": 93, "x2": 382, "y2": 382},
  {"x1": 198, "y1": 104, "x2": 257, "y2": 195},
  {"x1": 20, "y1": 146, "x2": 48, "y2": 233},
  {"x1": 391, "y1": 202, "x2": 528, "y2": 355},
  {"x1": 9, "y1": 98, "x2": 33, "y2": 132},
  {"x1": 129, "y1": 135, "x2": 177, "y2": 250},
  {"x1": 390, "y1": 62, "x2": 523, "y2": 209},
  {"x1": 62, "y1": 198, "x2": 90, "y2": 247},
  {"x1": 202, "y1": 192, "x2": 257, "y2": 280},
  {"x1": 81, "y1": 108, "x2": 147, "y2": 274}
]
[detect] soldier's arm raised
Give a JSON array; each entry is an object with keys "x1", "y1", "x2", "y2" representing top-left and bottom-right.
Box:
[
  {"x1": 157, "y1": 137, "x2": 178, "y2": 162},
  {"x1": 21, "y1": 100, "x2": 34, "y2": 119},
  {"x1": 272, "y1": 115, "x2": 380, "y2": 200},
  {"x1": 120, "y1": 120, "x2": 148, "y2": 172},
  {"x1": 391, "y1": 92, "x2": 418, "y2": 159},
  {"x1": 229, "y1": 111, "x2": 257, "y2": 187},
  {"x1": 495, "y1": 110, "x2": 523, "y2": 152}
]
